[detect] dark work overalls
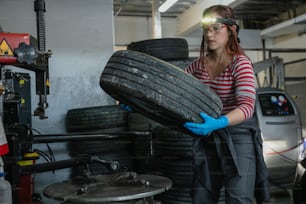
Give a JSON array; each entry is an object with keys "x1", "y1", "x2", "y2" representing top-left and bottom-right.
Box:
[{"x1": 191, "y1": 117, "x2": 270, "y2": 204}]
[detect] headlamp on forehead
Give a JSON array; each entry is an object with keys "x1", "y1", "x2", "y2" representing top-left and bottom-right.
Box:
[{"x1": 201, "y1": 17, "x2": 236, "y2": 26}]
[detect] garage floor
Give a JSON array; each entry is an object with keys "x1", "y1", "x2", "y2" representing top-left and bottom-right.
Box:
[
  {"x1": 217, "y1": 190, "x2": 293, "y2": 203},
  {"x1": 267, "y1": 191, "x2": 293, "y2": 204}
]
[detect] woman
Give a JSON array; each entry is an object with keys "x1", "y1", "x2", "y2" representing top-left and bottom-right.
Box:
[{"x1": 184, "y1": 5, "x2": 269, "y2": 204}]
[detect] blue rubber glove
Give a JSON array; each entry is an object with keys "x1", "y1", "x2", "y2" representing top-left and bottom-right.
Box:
[
  {"x1": 119, "y1": 103, "x2": 132, "y2": 112},
  {"x1": 184, "y1": 112, "x2": 229, "y2": 136}
]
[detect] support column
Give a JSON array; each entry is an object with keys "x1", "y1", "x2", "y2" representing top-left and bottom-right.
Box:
[{"x1": 152, "y1": 0, "x2": 162, "y2": 38}]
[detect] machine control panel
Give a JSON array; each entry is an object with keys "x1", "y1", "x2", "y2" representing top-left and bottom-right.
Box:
[{"x1": 258, "y1": 93, "x2": 294, "y2": 116}]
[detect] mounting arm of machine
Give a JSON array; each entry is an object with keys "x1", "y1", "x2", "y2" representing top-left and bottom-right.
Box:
[{"x1": 0, "y1": 0, "x2": 50, "y2": 119}]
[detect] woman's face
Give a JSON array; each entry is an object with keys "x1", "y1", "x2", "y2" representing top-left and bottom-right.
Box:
[{"x1": 203, "y1": 12, "x2": 229, "y2": 52}]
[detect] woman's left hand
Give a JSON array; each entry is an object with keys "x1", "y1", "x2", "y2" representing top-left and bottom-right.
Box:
[
  {"x1": 119, "y1": 103, "x2": 132, "y2": 112},
  {"x1": 184, "y1": 113, "x2": 229, "y2": 136}
]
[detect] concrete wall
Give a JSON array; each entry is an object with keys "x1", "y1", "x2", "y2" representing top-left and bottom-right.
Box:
[
  {"x1": 0, "y1": 0, "x2": 114, "y2": 203},
  {"x1": 114, "y1": 16, "x2": 178, "y2": 50}
]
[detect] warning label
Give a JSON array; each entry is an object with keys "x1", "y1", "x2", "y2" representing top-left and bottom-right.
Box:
[{"x1": 0, "y1": 39, "x2": 14, "y2": 56}]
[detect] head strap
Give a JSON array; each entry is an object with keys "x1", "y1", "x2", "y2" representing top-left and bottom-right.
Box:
[{"x1": 202, "y1": 17, "x2": 236, "y2": 26}]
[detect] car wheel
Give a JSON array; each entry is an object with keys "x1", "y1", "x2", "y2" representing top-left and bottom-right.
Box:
[{"x1": 100, "y1": 50, "x2": 222, "y2": 132}]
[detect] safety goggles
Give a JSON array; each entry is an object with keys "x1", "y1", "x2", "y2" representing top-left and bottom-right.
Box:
[
  {"x1": 201, "y1": 17, "x2": 237, "y2": 35},
  {"x1": 202, "y1": 23, "x2": 227, "y2": 34}
]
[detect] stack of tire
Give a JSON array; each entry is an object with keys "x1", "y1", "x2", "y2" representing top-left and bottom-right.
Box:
[
  {"x1": 152, "y1": 126, "x2": 193, "y2": 204},
  {"x1": 127, "y1": 112, "x2": 162, "y2": 173},
  {"x1": 65, "y1": 105, "x2": 134, "y2": 177},
  {"x1": 127, "y1": 38, "x2": 195, "y2": 203},
  {"x1": 99, "y1": 38, "x2": 222, "y2": 203},
  {"x1": 127, "y1": 38, "x2": 194, "y2": 201}
]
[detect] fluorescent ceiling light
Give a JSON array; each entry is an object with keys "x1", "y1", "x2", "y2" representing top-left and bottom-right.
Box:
[{"x1": 158, "y1": 0, "x2": 178, "y2": 13}]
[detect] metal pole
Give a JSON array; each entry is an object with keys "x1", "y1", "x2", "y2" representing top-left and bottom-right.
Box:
[
  {"x1": 30, "y1": 131, "x2": 152, "y2": 143},
  {"x1": 152, "y1": 0, "x2": 162, "y2": 38}
]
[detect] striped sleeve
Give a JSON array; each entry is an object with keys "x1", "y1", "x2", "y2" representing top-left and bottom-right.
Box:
[
  {"x1": 232, "y1": 55, "x2": 256, "y2": 119},
  {"x1": 185, "y1": 58, "x2": 201, "y2": 74}
]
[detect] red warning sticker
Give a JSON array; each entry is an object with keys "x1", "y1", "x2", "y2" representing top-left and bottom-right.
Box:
[{"x1": 0, "y1": 39, "x2": 14, "y2": 56}]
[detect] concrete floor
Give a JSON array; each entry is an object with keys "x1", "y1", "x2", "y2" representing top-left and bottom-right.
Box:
[
  {"x1": 216, "y1": 190, "x2": 294, "y2": 204},
  {"x1": 266, "y1": 191, "x2": 293, "y2": 204}
]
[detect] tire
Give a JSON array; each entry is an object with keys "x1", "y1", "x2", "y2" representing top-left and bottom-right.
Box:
[
  {"x1": 66, "y1": 105, "x2": 128, "y2": 132},
  {"x1": 128, "y1": 112, "x2": 162, "y2": 131},
  {"x1": 69, "y1": 139, "x2": 132, "y2": 155},
  {"x1": 152, "y1": 127, "x2": 193, "y2": 188},
  {"x1": 156, "y1": 187, "x2": 192, "y2": 204},
  {"x1": 127, "y1": 38, "x2": 189, "y2": 60},
  {"x1": 127, "y1": 112, "x2": 158, "y2": 173},
  {"x1": 68, "y1": 126, "x2": 131, "y2": 156},
  {"x1": 153, "y1": 158, "x2": 193, "y2": 187},
  {"x1": 100, "y1": 50, "x2": 222, "y2": 132},
  {"x1": 153, "y1": 127, "x2": 193, "y2": 157}
]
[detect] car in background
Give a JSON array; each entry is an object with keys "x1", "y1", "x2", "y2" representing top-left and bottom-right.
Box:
[{"x1": 256, "y1": 88, "x2": 305, "y2": 203}]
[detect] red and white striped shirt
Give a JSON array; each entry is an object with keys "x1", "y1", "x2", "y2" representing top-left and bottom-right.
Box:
[{"x1": 185, "y1": 54, "x2": 256, "y2": 120}]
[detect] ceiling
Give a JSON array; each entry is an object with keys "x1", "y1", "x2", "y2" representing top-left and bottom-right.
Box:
[
  {"x1": 114, "y1": 0, "x2": 198, "y2": 18},
  {"x1": 233, "y1": 0, "x2": 306, "y2": 30},
  {"x1": 113, "y1": 0, "x2": 306, "y2": 30}
]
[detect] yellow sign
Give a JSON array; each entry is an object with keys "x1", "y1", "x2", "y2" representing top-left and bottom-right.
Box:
[{"x1": 0, "y1": 39, "x2": 14, "y2": 56}]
